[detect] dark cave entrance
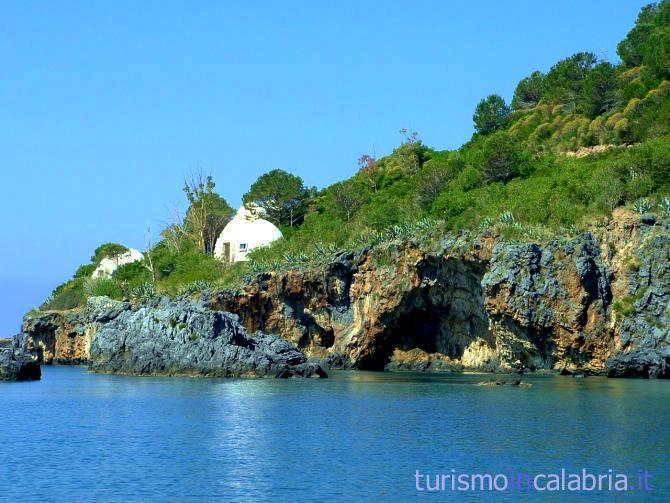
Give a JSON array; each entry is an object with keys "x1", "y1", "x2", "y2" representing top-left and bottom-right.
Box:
[{"x1": 392, "y1": 307, "x2": 442, "y2": 354}]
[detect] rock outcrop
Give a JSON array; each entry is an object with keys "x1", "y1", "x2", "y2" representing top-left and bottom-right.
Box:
[
  {"x1": 210, "y1": 211, "x2": 670, "y2": 377},
  {"x1": 0, "y1": 346, "x2": 41, "y2": 381},
  {"x1": 17, "y1": 297, "x2": 129, "y2": 365},
  {"x1": 89, "y1": 298, "x2": 326, "y2": 378},
  {"x1": 606, "y1": 348, "x2": 670, "y2": 378},
  {"x1": 20, "y1": 211, "x2": 670, "y2": 378}
]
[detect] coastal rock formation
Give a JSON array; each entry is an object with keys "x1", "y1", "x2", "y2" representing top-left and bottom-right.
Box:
[
  {"x1": 0, "y1": 346, "x2": 41, "y2": 381},
  {"x1": 606, "y1": 348, "x2": 670, "y2": 378},
  {"x1": 89, "y1": 298, "x2": 326, "y2": 378},
  {"x1": 482, "y1": 234, "x2": 613, "y2": 373},
  {"x1": 18, "y1": 297, "x2": 129, "y2": 365},
  {"x1": 211, "y1": 212, "x2": 670, "y2": 377},
  {"x1": 20, "y1": 212, "x2": 670, "y2": 378}
]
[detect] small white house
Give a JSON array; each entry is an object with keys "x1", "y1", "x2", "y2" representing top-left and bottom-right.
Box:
[
  {"x1": 214, "y1": 205, "x2": 283, "y2": 262},
  {"x1": 92, "y1": 248, "x2": 144, "y2": 279}
]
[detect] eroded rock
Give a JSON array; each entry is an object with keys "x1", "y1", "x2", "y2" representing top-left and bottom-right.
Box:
[
  {"x1": 89, "y1": 298, "x2": 326, "y2": 378},
  {"x1": 0, "y1": 347, "x2": 40, "y2": 381}
]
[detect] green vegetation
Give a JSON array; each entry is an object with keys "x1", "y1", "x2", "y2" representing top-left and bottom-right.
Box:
[
  {"x1": 613, "y1": 288, "x2": 648, "y2": 317},
  {"x1": 40, "y1": 2, "x2": 670, "y2": 311},
  {"x1": 243, "y1": 169, "x2": 313, "y2": 227}
]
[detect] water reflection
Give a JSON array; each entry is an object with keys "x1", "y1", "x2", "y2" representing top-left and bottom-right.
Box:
[{"x1": 1, "y1": 367, "x2": 668, "y2": 501}]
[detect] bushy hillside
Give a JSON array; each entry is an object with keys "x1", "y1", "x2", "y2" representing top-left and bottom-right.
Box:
[{"x1": 42, "y1": 1, "x2": 670, "y2": 311}]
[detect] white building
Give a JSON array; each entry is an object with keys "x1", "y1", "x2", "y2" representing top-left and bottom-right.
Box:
[
  {"x1": 214, "y1": 205, "x2": 283, "y2": 262},
  {"x1": 92, "y1": 248, "x2": 144, "y2": 279}
]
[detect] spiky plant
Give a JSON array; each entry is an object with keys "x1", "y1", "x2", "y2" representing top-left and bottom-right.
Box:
[
  {"x1": 130, "y1": 282, "x2": 156, "y2": 302},
  {"x1": 479, "y1": 217, "x2": 494, "y2": 230},
  {"x1": 499, "y1": 211, "x2": 515, "y2": 225},
  {"x1": 633, "y1": 198, "x2": 652, "y2": 214},
  {"x1": 180, "y1": 280, "x2": 212, "y2": 296},
  {"x1": 659, "y1": 196, "x2": 670, "y2": 217}
]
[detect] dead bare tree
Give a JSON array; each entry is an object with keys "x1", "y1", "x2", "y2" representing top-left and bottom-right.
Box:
[
  {"x1": 183, "y1": 168, "x2": 216, "y2": 254},
  {"x1": 183, "y1": 169, "x2": 232, "y2": 255},
  {"x1": 160, "y1": 204, "x2": 190, "y2": 252},
  {"x1": 144, "y1": 219, "x2": 156, "y2": 283}
]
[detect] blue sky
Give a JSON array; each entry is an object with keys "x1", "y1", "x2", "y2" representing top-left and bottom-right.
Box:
[{"x1": 0, "y1": 0, "x2": 649, "y2": 335}]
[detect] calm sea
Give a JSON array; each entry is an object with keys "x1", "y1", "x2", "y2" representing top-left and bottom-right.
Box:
[{"x1": 1, "y1": 367, "x2": 669, "y2": 502}]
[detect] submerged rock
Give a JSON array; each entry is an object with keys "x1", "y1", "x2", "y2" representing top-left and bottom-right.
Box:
[
  {"x1": 477, "y1": 379, "x2": 532, "y2": 387},
  {"x1": 89, "y1": 298, "x2": 326, "y2": 378},
  {"x1": 0, "y1": 348, "x2": 41, "y2": 381}
]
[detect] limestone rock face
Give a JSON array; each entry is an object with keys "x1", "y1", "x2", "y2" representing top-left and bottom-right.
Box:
[
  {"x1": 482, "y1": 234, "x2": 613, "y2": 373},
  {"x1": 606, "y1": 348, "x2": 670, "y2": 378},
  {"x1": 20, "y1": 211, "x2": 670, "y2": 378},
  {"x1": 18, "y1": 297, "x2": 130, "y2": 364},
  {"x1": 0, "y1": 346, "x2": 40, "y2": 381},
  {"x1": 212, "y1": 213, "x2": 670, "y2": 377},
  {"x1": 89, "y1": 298, "x2": 326, "y2": 378}
]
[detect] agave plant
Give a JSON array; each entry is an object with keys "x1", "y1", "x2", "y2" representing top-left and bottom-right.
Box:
[
  {"x1": 659, "y1": 196, "x2": 670, "y2": 217},
  {"x1": 130, "y1": 282, "x2": 156, "y2": 302},
  {"x1": 372, "y1": 231, "x2": 386, "y2": 245},
  {"x1": 42, "y1": 293, "x2": 55, "y2": 308},
  {"x1": 282, "y1": 252, "x2": 297, "y2": 264},
  {"x1": 326, "y1": 244, "x2": 340, "y2": 255},
  {"x1": 180, "y1": 280, "x2": 212, "y2": 296},
  {"x1": 351, "y1": 236, "x2": 368, "y2": 250},
  {"x1": 479, "y1": 217, "x2": 494, "y2": 230},
  {"x1": 246, "y1": 259, "x2": 263, "y2": 274},
  {"x1": 633, "y1": 198, "x2": 652, "y2": 214},
  {"x1": 498, "y1": 211, "x2": 515, "y2": 225}
]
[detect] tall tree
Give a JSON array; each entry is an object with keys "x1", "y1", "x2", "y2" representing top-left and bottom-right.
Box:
[
  {"x1": 618, "y1": 0, "x2": 670, "y2": 77},
  {"x1": 243, "y1": 169, "x2": 310, "y2": 227},
  {"x1": 512, "y1": 71, "x2": 545, "y2": 110},
  {"x1": 357, "y1": 154, "x2": 379, "y2": 192},
  {"x1": 480, "y1": 132, "x2": 525, "y2": 183},
  {"x1": 473, "y1": 95, "x2": 511, "y2": 134},
  {"x1": 579, "y1": 62, "x2": 617, "y2": 118},
  {"x1": 330, "y1": 181, "x2": 366, "y2": 221},
  {"x1": 183, "y1": 170, "x2": 234, "y2": 254},
  {"x1": 543, "y1": 52, "x2": 598, "y2": 107}
]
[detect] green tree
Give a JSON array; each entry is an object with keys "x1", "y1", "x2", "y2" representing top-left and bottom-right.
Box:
[
  {"x1": 480, "y1": 132, "x2": 525, "y2": 183},
  {"x1": 185, "y1": 192, "x2": 234, "y2": 255},
  {"x1": 329, "y1": 181, "x2": 367, "y2": 221},
  {"x1": 617, "y1": 0, "x2": 670, "y2": 78},
  {"x1": 91, "y1": 243, "x2": 128, "y2": 264},
  {"x1": 243, "y1": 169, "x2": 310, "y2": 227},
  {"x1": 579, "y1": 62, "x2": 618, "y2": 117},
  {"x1": 473, "y1": 95, "x2": 511, "y2": 134},
  {"x1": 512, "y1": 71, "x2": 545, "y2": 110},
  {"x1": 643, "y1": 29, "x2": 670, "y2": 79},
  {"x1": 544, "y1": 52, "x2": 598, "y2": 107}
]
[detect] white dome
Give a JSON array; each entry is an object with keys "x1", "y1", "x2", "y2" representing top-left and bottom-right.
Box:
[
  {"x1": 92, "y1": 248, "x2": 144, "y2": 278},
  {"x1": 214, "y1": 206, "x2": 282, "y2": 262}
]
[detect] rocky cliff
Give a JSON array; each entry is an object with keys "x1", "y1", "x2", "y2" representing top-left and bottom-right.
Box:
[
  {"x1": 15, "y1": 210, "x2": 670, "y2": 378},
  {"x1": 0, "y1": 341, "x2": 40, "y2": 381},
  {"x1": 13, "y1": 297, "x2": 324, "y2": 379},
  {"x1": 89, "y1": 297, "x2": 325, "y2": 378},
  {"x1": 211, "y1": 210, "x2": 670, "y2": 377}
]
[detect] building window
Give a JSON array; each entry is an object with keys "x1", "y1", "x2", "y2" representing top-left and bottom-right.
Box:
[{"x1": 239, "y1": 243, "x2": 248, "y2": 252}]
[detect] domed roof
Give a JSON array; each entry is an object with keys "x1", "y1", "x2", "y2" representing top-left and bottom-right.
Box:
[
  {"x1": 220, "y1": 212, "x2": 283, "y2": 242},
  {"x1": 214, "y1": 205, "x2": 282, "y2": 260}
]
